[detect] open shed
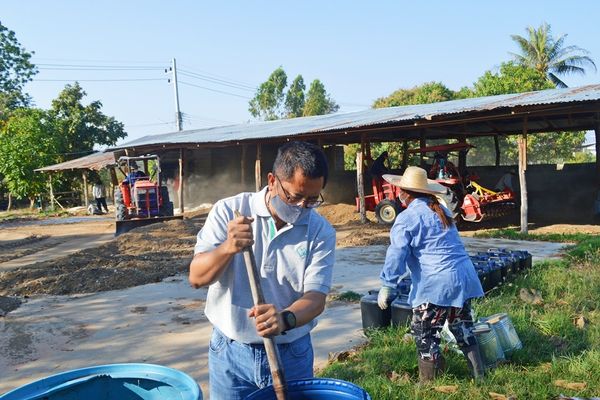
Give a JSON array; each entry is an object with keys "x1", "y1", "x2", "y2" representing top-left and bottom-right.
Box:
[
  {"x1": 35, "y1": 151, "x2": 117, "y2": 209},
  {"x1": 110, "y1": 85, "x2": 600, "y2": 232}
]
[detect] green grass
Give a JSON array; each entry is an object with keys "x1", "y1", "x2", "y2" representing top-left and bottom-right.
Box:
[
  {"x1": 0, "y1": 208, "x2": 70, "y2": 222},
  {"x1": 330, "y1": 290, "x2": 363, "y2": 303},
  {"x1": 319, "y1": 233, "x2": 600, "y2": 399}
]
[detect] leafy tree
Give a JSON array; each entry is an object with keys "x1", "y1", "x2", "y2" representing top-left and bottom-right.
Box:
[
  {"x1": 248, "y1": 67, "x2": 287, "y2": 120},
  {"x1": 510, "y1": 22, "x2": 596, "y2": 88},
  {"x1": 372, "y1": 82, "x2": 455, "y2": 108},
  {"x1": 285, "y1": 75, "x2": 305, "y2": 118},
  {"x1": 469, "y1": 61, "x2": 584, "y2": 165},
  {"x1": 49, "y1": 82, "x2": 126, "y2": 156},
  {"x1": 0, "y1": 21, "x2": 37, "y2": 112},
  {"x1": 0, "y1": 108, "x2": 60, "y2": 207},
  {"x1": 249, "y1": 67, "x2": 338, "y2": 120},
  {"x1": 303, "y1": 79, "x2": 339, "y2": 116}
]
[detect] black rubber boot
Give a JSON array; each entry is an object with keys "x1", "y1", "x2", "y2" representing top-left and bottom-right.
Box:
[
  {"x1": 462, "y1": 345, "x2": 485, "y2": 379},
  {"x1": 418, "y1": 357, "x2": 445, "y2": 383}
]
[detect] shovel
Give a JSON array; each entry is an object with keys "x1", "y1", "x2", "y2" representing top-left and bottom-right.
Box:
[{"x1": 234, "y1": 211, "x2": 288, "y2": 400}]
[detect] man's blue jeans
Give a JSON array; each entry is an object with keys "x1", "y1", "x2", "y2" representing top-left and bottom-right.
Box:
[{"x1": 208, "y1": 327, "x2": 314, "y2": 400}]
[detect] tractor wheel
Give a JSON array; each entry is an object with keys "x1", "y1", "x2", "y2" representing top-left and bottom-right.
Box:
[
  {"x1": 160, "y1": 186, "x2": 174, "y2": 216},
  {"x1": 114, "y1": 189, "x2": 127, "y2": 221},
  {"x1": 116, "y1": 204, "x2": 127, "y2": 221},
  {"x1": 375, "y1": 199, "x2": 402, "y2": 225}
]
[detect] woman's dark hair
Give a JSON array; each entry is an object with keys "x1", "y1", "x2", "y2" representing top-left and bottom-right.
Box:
[
  {"x1": 273, "y1": 141, "x2": 329, "y2": 187},
  {"x1": 404, "y1": 190, "x2": 454, "y2": 229}
]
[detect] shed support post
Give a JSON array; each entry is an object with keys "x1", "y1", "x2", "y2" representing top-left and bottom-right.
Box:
[
  {"x1": 255, "y1": 144, "x2": 262, "y2": 192},
  {"x1": 179, "y1": 148, "x2": 185, "y2": 214},
  {"x1": 458, "y1": 136, "x2": 467, "y2": 173},
  {"x1": 518, "y1": 117, "x2": 528, "y2": 234},
  {"x1": 401, "y1": 140, "x2": 409, "y2": 171},
  {"x1": 494, "y1": 135, "x2": 501, "y2": 166},
  {"x1": 82, "y1": 172, "x2": 89, "y2": 206},
  {"x1": 49, "y1": 174, "x2": 55, "y2": 211},
  {"x1": 356, "y1": 151, "x2": 366, "y2": 224},
  {"x1": 419, "y1": 130, "x2": 426, "y2": 168},
  {"x1": 595, "y1": 115, "x2": 600, "y2": 189},
  {"x1": 241, "y1": 144, "x2": 247, "y2": 187}
]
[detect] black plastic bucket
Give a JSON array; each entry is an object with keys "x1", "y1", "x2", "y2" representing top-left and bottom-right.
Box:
[
  {"x1": 360, "y1": 290, "x2": 391, "y2": 331},
  {"x1": 245, "y1": 378, "x2": 371, "y2": 399},
  {"x1": 391, "y1": 295, "x2": 412, "y2": 327}
]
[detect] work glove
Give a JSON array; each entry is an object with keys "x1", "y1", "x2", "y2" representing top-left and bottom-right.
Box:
[{"x1": 377, "y1": 286, "x2": 398, "y2": 310}]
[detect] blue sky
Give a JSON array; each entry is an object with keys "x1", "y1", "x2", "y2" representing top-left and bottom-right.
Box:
[{"x1": 3, "y1": 1, "x2": 600, "y2": 145}]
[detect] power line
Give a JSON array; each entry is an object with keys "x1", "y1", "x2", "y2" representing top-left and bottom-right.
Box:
[
  {"x1": 179, "y1": 81, "x2": 251, "y2": 99},
  {"x1": 179, "y1": 68, "x2": 256, "y2": 91},
  {"x1": 179, "y1": 64, "x2": 257, "y2": 90},
  {"x1": 33, "y1": 78, "x2": 164, "y2": 82}
]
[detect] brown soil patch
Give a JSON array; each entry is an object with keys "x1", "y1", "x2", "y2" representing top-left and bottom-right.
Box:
[{"x1": 0, "y1": 203, "x2": 597, "y2": 299}]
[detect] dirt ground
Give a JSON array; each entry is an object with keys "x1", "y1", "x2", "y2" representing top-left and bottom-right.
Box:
[{"x1": 1, "y1": 203, "x2": 600, "y2": 304}]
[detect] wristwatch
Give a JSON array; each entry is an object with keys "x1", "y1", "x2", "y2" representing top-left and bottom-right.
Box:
[{"x1": 281, "y1": 310, "x2": 297, "y2": 333}]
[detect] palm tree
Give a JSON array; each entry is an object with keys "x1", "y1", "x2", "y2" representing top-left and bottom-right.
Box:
[{"x1": 510, "y1": 22, "x2": 597, "y2": 88}]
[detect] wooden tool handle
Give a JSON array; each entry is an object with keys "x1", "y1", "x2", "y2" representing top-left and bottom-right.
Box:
[{"x1": 234, "y1": 211, "x2": 288, "y2": 400}]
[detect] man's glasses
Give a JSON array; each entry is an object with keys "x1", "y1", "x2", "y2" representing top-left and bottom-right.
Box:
[{"x1": 275, "y1": 175, "x2": 325, "y2": 208}]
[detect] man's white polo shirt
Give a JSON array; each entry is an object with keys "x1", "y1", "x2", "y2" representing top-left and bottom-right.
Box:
[{"x1": 194, "y1": 187, "x2": 336, "y2": 344}]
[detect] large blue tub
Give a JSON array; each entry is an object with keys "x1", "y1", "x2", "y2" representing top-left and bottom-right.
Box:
[
  {"x1": 245, "y1": 378, "x2": 371, "y2": 399},
  {"x1": 0, "y1": 363, "x2": 201, "y2": 400}
]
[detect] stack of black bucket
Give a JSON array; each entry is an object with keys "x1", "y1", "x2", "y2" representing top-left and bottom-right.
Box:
[
  {"x1": 470, "y1": 248, "x2": 532, "y2": 293},
  {"x1": 360, "y1": 248, "x2": 532, "y2": 332}
]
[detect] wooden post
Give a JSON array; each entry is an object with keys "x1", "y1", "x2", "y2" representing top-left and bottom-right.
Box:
[
  {"x1": 82, "y1": 172, "x2": 89, "y2": 206},
  {"x1": 518, "y1": 117, "x2": 528, "y2": 234},
  {"x1": 255, "y1": 144, "x2": 262, "y2": 192},
  {"x1": 595, "y1": 115, "x2": 600, "y2": 189},
  {"x1": 179, "y1": 148, "x2": 185, "y2": 214},
  {"x1": 494, "y1": 135, "x2": 501, "y2": 166},
  {"x1": 419, "y1": 130, "x2": 426, "y2": 168},
  {"x1": 458, "y1": 136, "x2": 467, "y2": 173},
  {"x1": 241, "y1": 144, "x2": 247, "y2": 187},
  {"x1": 401, "y1": 140, "x2": 409, "y2": 171},
  {"x1": 357, "y1": 152, "x2": 366, "y2": 224},
  {"x1": 49, "y1": 174, "x2": 55, "y2": 211}
]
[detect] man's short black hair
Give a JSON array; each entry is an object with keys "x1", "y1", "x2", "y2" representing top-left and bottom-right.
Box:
[{"x1": 273, "y1": 141, "x2": 328, "y2": 187}]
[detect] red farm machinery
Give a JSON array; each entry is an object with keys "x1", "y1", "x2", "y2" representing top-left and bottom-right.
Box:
[
  {"x1": 114, "y1": 155, "x2": 181, "y2": 235},
  {"x1": 357, "y1": 143, "x2": 517, "y2": 224}
]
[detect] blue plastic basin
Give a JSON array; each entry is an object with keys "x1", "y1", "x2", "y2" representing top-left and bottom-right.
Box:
[
  {"x1": 245, "y1": 378, "x2": 371, "y2": 399},
  {"x1": 0, "y1": 363, "x2": 201, "y2": 400}
]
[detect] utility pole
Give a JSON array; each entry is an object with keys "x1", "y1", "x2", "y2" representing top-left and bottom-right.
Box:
[{"x1": 168, "y1": 58, "x2": 183, "y2": 131}]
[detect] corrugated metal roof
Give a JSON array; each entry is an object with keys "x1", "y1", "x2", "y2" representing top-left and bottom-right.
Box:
[
  {"x1": 112, "y1": 84, "x2": 600, "y2": 149},
  {"x1": 36, "y1": 151, "x2": 116, "y2": 172}
]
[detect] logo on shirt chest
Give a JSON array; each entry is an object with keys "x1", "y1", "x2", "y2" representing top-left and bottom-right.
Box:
[{"x1": 295, "y1": 245, "x2": 308, "y2": 259}]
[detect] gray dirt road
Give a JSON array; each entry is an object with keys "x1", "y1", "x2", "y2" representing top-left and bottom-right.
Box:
[{"x1": 0, "y1": 239, "x2": 565, "y2": 398}]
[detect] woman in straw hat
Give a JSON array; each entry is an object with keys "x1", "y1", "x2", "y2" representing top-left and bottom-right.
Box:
[{"x1": 376, "y1": 166, "x2": 485, "y2": 382}]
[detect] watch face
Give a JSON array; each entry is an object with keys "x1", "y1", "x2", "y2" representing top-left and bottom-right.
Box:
[{"x1": 284, "y1": 311, "x2": 296, "y2": 330}]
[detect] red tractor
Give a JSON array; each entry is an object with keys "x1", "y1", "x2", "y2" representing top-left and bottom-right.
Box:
[
  {"x1": 357, "y1": 143, "x2": 516, "y2": 224},
  {"x1": 114, "y1": 155, "x2": 179, "y2": 235}
]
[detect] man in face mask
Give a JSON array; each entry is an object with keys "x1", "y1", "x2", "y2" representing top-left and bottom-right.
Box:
[{"x1": 189, "y1": 141, "x2": 335, "y2": 400}]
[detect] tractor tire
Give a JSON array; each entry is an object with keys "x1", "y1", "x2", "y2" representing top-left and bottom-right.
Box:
[
  {"x1": 160, "y1": 186, "x2": 174, "y2": 217},
  {"x1": 116, "y1": 204, "x2": 128, "y2": 221},
  {"x1": 375, "y1": 199, "x2": 402, "y2": 225},
  {"x1": 114, "y1": 189, "x2": 127, "y2": 221}
]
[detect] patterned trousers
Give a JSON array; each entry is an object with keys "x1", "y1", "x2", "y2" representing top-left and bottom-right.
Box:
[{"x1": 411, "y1": 300, "x2": 477, "y2": 361}]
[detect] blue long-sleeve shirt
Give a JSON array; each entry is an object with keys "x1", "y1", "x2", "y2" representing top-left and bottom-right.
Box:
[{"x1": 380, "y1": 197, "x2": 484, "y2": 308}]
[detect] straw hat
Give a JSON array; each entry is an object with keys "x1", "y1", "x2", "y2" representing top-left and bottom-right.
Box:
[{"x1": 383, "y1": 166, "x2": 447, "y2": 195}]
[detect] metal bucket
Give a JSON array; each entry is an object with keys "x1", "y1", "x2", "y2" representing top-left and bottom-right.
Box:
[
  {"x1": 245, "y1": 378, "x2": 371, "y2": 399},
  {"x1": 472, "y1": 322, "x2": 504, "y2": 370},
  {"x1": 485, "y1": 313, "x2": 522, "y2": 357},
  {"x1": 360, "y1": 290, "x2": 392, "y2": 331},
  {"x1": 0, "y1": 363, "x2": 202, "y2": 400}
]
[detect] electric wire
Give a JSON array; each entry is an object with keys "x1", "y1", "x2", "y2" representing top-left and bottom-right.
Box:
[{"x1": 179, "y1": 81, "x2": 251, "y2": 99}]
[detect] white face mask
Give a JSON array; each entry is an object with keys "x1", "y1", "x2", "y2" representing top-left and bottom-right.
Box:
[{"x1": 269, "y1": 192, "x2": 310, "y2": 224}]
